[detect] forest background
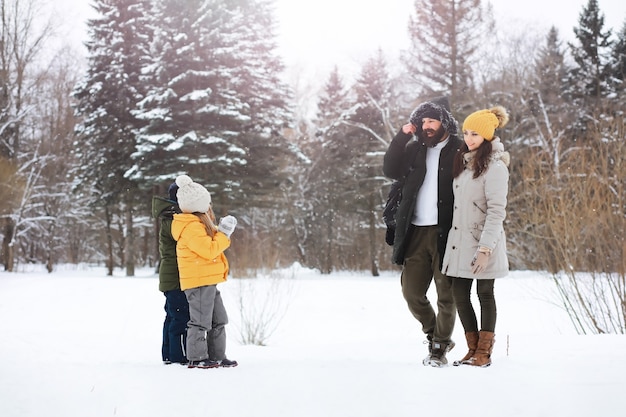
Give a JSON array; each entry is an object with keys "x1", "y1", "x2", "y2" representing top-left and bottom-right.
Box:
[{"x1": 0, "y1": 0, "x2": 624, "y2": 333}]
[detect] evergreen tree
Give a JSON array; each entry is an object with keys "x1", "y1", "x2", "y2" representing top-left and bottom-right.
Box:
[
  {"x1": 73, "y1": 0, "x2": 152, "y2": 199},
  {"x1": 348, "y1": 50, "x2": 396, "y2": 276},
  {"x1": 523, "y1": 26, "x2": 573, "y2": 159},
  {"x1": 130, "y1": 0, "x2": 295, "y2": 211},
  {"x1": 72, "y1": 0, "x2": 154, "y2": 275},
  {"x1": 608, "y1": 19, "x2": 626, "y2": 103},
  {"x1": 312, "y1": 51, "x2": 396, "y2": 274},
  {"x1": 130, "y1": 0, "x2": 247, "y2": 190},
  {"x1": 405, "y1": 0, "x2": 485, "y2": 110},
  {"x1": 532, "y1": 27, "x2": 568, "y2": 110},
  {"x1": 566, "y1": 0, "x2": 613, "y2": 109},
  {"x1": 221, "y1": 0, "x2": 296, "y2": 211},
  {"x1": 317, "y1": 67, "x2": 351, "y2": 128},
  {"x1": 307, "y1": 67, "x2": 352, "y2": 273}
]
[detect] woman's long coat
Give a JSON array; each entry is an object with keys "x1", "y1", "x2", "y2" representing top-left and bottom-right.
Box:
[{"x1": 442, "y1": 138, "x2": 510, "y2": 279}]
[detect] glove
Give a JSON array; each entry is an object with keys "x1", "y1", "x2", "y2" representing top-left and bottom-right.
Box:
[
  {"x1": 217, "y1": 215, "x2": 237, "y2": 238},
  {"x1": 471, "y1": 250, "x2": 490, "y2": 274}
]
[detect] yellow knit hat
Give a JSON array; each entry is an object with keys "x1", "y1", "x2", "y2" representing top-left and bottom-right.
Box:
[{"x1": 462, "y1": 106, "x2": 509, "y2": 141}]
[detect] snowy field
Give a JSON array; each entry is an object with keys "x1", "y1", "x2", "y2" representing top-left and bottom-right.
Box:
[{"x1": 0, "y1": 263, "x2": 624, "y2": 417}]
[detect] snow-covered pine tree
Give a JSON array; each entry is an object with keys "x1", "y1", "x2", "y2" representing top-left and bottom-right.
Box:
[
  {"x1": 533, "y1": 27, "x2": 569, "y2": 112},
  {"x1": 304, "y1": 67, "x2": 354, "y2": 273},
  {"x1": 219, "y1": 0, "x2": 296, "y2": 210},
  {"x1": 337, "y1": 49, "x2": 394, "y2": 211},
  {"x1": 130, "y1": 0, "x2": 295, "y2": 212},
  {"x1": 405, "y1": 0, "x2": 486, "y2": 110},
  {"x1": 271, "y1": 64, "x2": 346, "y2": 270},
  {"x1": 607, "y1": 19, "x2": 626, "y2": 106},
  {"x1": 316, "y1": 68, "x2": 351, "y2": 132},
  {"x1": 349, "y1": 50, "x2": 396, "y2": 276},
  {"x1": 72, "y1": 0, "x2": 154, "y2": 275},
  {"x1": 130, "y1": 0, "x2": 246, "y2": 192},
  {"x1": 217, "y1": 0, "x2": 301, "y2": 270},
  {"x1": 310, "y1": 51, "x2": 396, "y2": 273},
  {"x1": 566, "y1": 0, "x2": 613, "y2": 111},
  {"x1": 524, "y1": 25, "x2": 573, "y2": 169}
]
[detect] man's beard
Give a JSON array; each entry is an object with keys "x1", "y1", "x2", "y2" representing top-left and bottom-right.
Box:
[{"x1": 419, "y1": 125, "x2": 446, "y2": 147}]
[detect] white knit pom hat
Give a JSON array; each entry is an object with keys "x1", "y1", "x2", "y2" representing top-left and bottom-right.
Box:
[{"x1": 175, "y1": 175, "x2": 211, "y2": 214}]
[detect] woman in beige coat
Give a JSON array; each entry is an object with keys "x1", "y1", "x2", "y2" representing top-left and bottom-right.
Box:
[{"x1": 441, "y1": 106, "x2": 510, "y2": 367}]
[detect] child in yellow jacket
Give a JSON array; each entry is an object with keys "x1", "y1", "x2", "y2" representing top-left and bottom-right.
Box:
[{"x1": 171, "y1": 175, "x2": 238, "y2": 369}]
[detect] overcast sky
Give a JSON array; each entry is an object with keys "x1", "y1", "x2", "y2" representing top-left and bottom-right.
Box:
[
  {"x1": 273, "y1": 0, "x2": 626, "y2": 79},
  {"x1": 54, "y1": 0, "x2": 626, "y2": 81}
]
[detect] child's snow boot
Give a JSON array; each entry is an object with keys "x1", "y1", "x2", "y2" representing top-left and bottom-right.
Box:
[{"x1": 188, "y1": 358, "x2": 219, "y2": 369}]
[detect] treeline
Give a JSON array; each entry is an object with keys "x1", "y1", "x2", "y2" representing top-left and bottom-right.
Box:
[{"x1": 0, "y1": 0, "x2": 623, "y2": 279}]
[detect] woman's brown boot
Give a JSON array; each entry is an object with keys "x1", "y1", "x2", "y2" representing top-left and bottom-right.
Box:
[
  {"x1": 468, "y1": 331, "x2": 495, "y2": 367},
  {"x1": 453, "y1": 331, "x2": 479, "y2": 366}
]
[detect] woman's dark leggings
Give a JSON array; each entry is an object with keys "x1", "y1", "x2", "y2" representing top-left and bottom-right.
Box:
[{"x1": 451, "y1": 278, "x2": 496, "y2": 333}]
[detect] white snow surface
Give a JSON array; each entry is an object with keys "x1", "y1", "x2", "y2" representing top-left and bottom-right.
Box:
[{"x1": 0, "y1": 264, "x2": 624, "y2": 417}]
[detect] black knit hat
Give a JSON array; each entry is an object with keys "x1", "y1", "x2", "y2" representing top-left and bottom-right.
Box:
[
  {"x1": 168, "y1": 182, "x2": 179, "y2": 202},
  {"x1": 408, "y1": 96, "x2": 458, "y2": 137}
]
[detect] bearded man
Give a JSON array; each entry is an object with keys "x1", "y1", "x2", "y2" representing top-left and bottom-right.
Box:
[{"x1": 383, "y1": 97, "x2": 462, "y2": 367}]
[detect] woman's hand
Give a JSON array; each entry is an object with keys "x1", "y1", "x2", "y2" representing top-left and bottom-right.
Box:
[{"x1": 471, "y1": 251, "x2": 490, "y2": 274}]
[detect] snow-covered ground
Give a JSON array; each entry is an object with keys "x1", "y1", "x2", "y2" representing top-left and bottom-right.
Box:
[{"x1": 0, "y1": 264, "x2": 624, "y2": 417}]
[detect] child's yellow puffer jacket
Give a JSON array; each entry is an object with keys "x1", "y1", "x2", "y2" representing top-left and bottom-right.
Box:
[{"x1": 171, "y1": 213, "x2": 230, "y2": 290}]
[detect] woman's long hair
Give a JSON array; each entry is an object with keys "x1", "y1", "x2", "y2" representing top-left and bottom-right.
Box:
[
  {"x1": 193, "y1": 206, "x2": 218, "y2": 237},
  {"x1": 452, "y1": 140, "x2": 493, "y2": 179}
]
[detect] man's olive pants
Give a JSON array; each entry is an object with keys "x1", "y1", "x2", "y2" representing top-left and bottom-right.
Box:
[{"x1": 400, "y1": 225, "x2": 456, "y2": 344}]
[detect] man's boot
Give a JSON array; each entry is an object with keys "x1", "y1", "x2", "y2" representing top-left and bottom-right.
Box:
[
  {"x1": 426, "y1": 340, "x2": 455, "y2": 367},
  {"x1": 421, "y1": 334, "x2": 433, "y2": 366},
  {"x1": 453, "y1": 331, "x2": 479, "y2": 366},
  {"x1": 468, "y1": 331, "x2": 495, "y2": 367}
]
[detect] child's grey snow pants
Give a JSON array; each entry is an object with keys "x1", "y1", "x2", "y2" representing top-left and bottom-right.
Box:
[{"x1": 184, "y1": 285, "x2": 229, "y2": 362}]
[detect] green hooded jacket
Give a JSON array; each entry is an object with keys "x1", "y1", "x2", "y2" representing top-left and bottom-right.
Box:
[{"x1": 152, "y1": 196, "x2": 181, "y2": 292}]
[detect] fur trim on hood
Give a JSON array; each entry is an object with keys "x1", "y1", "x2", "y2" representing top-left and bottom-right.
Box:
[{"x1": 463, "y1": 137, "x2": 510, "y2": 167}]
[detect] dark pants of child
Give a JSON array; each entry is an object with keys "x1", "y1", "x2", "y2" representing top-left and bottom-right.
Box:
[
  {"x1": 184, "y1": 285, "x2": 229, "y2": 362},
  {"x1": 162, "y1": 289, "x2": 190, "y2": 363}
]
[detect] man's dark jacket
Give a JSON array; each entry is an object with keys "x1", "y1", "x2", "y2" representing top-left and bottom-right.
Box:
[{"x1": 383, "y1": 130, "x2": 462, "y2": 266}]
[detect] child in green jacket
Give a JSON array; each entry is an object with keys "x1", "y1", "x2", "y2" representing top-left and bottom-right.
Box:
[{"x1": 152, "y1": 182, "x2": 189, "y2": 365}]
